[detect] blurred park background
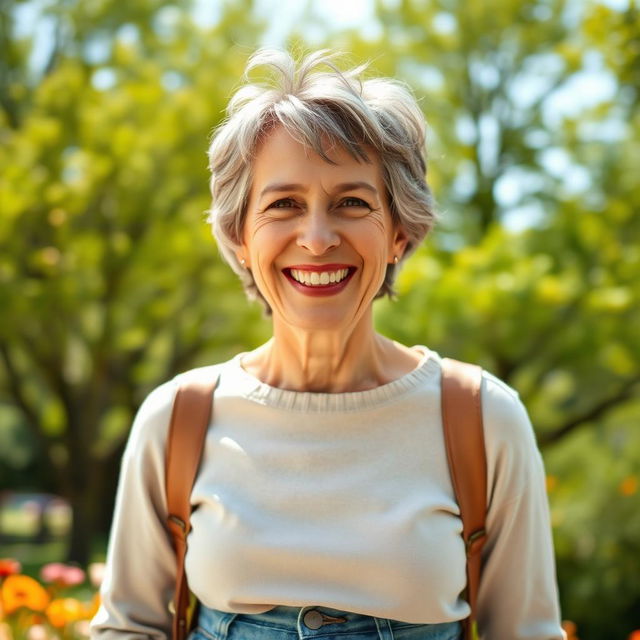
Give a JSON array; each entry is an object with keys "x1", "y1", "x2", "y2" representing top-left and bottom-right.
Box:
[{"x1": 0, "y1": 0, "x2": 639, "y2": 638}]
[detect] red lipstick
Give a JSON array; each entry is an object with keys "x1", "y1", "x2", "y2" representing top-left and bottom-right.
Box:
[{"x1": 282, "y1": 265, "x2": 356, "y2": 297}]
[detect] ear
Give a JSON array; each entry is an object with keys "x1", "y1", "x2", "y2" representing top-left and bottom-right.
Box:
[
  {"x1": 235, "y1": 247, "x2": 249, "y2": 269},
  {"x1": 388, "y1": 225, "x2": 409, "y2": 264}
]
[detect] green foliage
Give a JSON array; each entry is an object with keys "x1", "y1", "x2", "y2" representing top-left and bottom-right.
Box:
[
  {"x1": 545, "y1": 411, "x2": 640, "y2": 639},
  {"x1": 0, "y1": 0, "x2": 271, "y2": 564}
]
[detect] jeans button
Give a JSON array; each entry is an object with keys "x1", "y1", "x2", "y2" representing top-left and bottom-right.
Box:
[{"x1": 303, "y1": 610, "x2": 324, "y2": 630}]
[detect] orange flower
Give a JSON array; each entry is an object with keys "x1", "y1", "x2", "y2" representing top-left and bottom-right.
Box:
[
  {"x1": 619, "y1": 475, "x2": 638, "y2": 496},
  {"x1": 1, "y1": 575, "x2": 50, "y2": 615},
  {"x1": 628, "y1": 630, "x2": 640, "y2": 640},
  {"x1": 46, "y1": 598, "x2": 84, "y2": 628},
  {"x1": 0, "y1": 559, "x2": 21, "y2": 578}
]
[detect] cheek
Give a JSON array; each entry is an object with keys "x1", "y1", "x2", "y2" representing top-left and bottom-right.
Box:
[
  {"x1": 353, "y1": 218, "x2": 393, "y2": 255},
  {"x1": 246, "y1": 226, "x2": 289, "y2": 287},
  {"x1": 245, "y1": 221, "x2": 283, "y2": 257}
]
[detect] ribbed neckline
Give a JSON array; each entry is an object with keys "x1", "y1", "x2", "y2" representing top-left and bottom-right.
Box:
[{"x1": 227, "y1": 345, "x2": 441, "y2": 413}]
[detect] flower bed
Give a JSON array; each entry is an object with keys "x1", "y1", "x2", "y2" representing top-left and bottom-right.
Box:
[{"x1": 0, "y1": 559, "x2": 103, "y2": 640}]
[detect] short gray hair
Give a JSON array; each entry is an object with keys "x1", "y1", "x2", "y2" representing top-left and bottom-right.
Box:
[{"x1": 205, "y1": 48, "x2": 437, "y2": 313}]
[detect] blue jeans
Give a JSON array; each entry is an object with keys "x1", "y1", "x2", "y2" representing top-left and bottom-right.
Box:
[{"x1": 188, "y1": 604, "x2": 463, "y2": 640}]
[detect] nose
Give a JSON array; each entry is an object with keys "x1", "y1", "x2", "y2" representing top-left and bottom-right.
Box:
[{"x1": 296, "y1": 210, "x2": 340, "y2": 255}]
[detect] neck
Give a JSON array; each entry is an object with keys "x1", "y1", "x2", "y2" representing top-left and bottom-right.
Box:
[{"x1": 241, "y1": 310, "x2": 421, "y2": 393}]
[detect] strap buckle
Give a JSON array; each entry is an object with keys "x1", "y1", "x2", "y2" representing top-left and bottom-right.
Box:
[
  {"x1": 465, "y1": 528, "x2": 486, "y2": 555},
  {"x1": 168, "y1": 515, "x2": 190, "y2": 539}
]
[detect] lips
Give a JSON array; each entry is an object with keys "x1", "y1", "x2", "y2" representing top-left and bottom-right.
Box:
[{"x1": 282, "y1": 264, "x2": 356, "y2": 297}]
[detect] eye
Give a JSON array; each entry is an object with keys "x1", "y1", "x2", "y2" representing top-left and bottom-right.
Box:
[
  {"x1": 340, "y1": 197, "x2": 371, "y2": 209},
  {"x1": 269, "y1": 198, "x2": 297, "y2": 209}
]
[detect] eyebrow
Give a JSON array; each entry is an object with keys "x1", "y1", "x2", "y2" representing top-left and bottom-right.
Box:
[{"x1": 259, "y1": 181, "x2": 378, "y2": 198}]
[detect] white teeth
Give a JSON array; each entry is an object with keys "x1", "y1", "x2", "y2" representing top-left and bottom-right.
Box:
[{"x1": 289, "y1": 268, "x2": 350, "y2": 286}]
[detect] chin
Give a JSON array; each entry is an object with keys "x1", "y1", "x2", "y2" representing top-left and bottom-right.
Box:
[{"x1": 277, "y1": 308, "x2": 358, "y2": 332}]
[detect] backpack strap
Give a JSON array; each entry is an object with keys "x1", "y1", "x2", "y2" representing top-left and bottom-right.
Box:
[
  {"x1": 441, "y1": 358, "x2": 487, "y2": 640},
  {"x1": 165, "y1": 373, "x2": 219, "y2": 640}
]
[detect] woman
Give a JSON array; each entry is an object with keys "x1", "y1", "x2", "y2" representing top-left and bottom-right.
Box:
[{"x1": 90, "y1": 49, "x2": 566, "y2": 640}]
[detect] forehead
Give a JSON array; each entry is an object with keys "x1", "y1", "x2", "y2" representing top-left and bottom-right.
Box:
[{"x1": 250, "y1": 126, "x2": 383, "y2": 193}]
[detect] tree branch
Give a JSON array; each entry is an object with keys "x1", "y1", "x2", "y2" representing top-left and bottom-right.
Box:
[
  {"x1": 502, "y1": 299, "x2": 584, "y2": 382},
  {"x1": 538, "y1": 375, "x2": 640, "y2": 447}
]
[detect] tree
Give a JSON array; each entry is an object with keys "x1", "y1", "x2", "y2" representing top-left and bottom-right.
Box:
[{"x1": 0, "y1": 0, "x2": 270, "y2": 565}]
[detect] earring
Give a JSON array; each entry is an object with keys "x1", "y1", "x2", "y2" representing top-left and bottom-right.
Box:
[
  {"x1": 240, "y1": 258, "x2": 246, "y2": 267},
  {"x1": 393, "y1": 256, "x2": 399, "y2": 264}
]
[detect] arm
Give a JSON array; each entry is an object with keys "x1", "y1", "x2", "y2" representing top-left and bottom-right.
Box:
[
  {"x1": 477, "y1": 374, "x2": 566, "y2": 640},
  {"x1": 90, "y1": 380, "x2": 178, "y2": 639}
]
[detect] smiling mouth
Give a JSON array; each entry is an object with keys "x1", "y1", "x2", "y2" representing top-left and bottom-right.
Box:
[
  {"x1": 282, "y1": 266, "x2": 356, "y2": 292},
  {"x1": 287, "y1": 267, "x2": 351, "y2": 286}
]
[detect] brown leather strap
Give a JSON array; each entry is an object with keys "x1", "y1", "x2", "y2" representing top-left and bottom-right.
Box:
[
  {"x1": 165, "y1": 373, "x2": 219, "y2": 640},
  {"x1": 441, "y1": 358, "x2": 487, "y2": 640}
]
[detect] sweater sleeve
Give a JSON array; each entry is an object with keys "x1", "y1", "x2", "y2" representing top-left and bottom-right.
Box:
[
  {"x1": 90, "y1": 379, "x2": 179, "y2": 640},
  {"x1": 477, "y1": 374, "x2": 566, "y2": 640}
]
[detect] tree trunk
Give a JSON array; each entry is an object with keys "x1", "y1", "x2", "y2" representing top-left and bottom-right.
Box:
[
  {"x1": 64, "y1": 441, "x2": 127, "y2": 564},
  {"x1": 66, "y1": 489, "x2": 94, "y2": 566}
]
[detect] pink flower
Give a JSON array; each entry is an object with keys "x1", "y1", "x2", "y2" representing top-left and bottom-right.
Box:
[{"x1": 40, "y1": 563, "x2": 86, "y2": 587}]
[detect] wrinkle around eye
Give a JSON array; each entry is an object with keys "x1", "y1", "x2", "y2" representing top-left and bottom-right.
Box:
[{"x1": 338, "y1": 203, "x2": 381, "y2": 220}]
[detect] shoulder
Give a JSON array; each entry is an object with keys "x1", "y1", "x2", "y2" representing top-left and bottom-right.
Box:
[
  {"x1": 479, "y1": 369, "x2": 545, "y2": 504},
  {"x1": 436, "y1": 354, "x2": 539, "y2": 465},
  {"x1": 434, "y1": 352, "x2": 544, "y2": 503},
  {"x1": 432, "y1": 351, "x2": 537, "y2": 456},
  {"x1": 434, "y1": 351, "x2": 531, "y2": 438},
  {"x1": 480, "y1": 369, "x2": 538, "y2": 453},
  {"x1": 124, "y1": 363, "x2": 225, "y2": 458},
  {"x1": 481, "y1": 370, "x2": 530, "y2": 433}
]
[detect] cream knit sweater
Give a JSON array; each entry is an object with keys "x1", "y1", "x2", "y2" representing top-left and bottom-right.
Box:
[{"x1": 90, "y1": 347, "x2": 565, "y2": 640}]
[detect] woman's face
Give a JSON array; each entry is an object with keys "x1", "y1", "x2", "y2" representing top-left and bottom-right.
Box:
[{"x1": 238, "y1": 125, "x2": 408, "y2": 331}]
